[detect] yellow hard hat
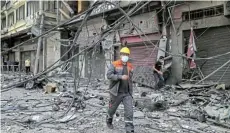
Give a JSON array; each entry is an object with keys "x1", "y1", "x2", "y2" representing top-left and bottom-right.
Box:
[{"x1": 120, "y1": 47, "x2": 130, "y2": 55}]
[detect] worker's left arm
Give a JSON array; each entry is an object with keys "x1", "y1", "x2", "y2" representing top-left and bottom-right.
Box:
[{"x1": 107, "y1": 64, "x2": 122, "y2": 81}]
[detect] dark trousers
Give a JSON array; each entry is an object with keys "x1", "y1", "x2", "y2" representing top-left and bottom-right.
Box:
[
  {"x1": 154, "y1": 72, "x2": 165, "y2": 88},
  {"x1": 26, "y1": 66, "x2": 30, "y2": 73},
  {"x1": 107, "y1": 93, "x2": 134, "y2": 132}
]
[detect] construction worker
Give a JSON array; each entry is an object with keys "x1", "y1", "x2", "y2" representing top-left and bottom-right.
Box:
[
  {"x1": 106, "y1": 47, "x2": 134, "y2": 133},
  {"x1": 25, "y1": 59, "x2": 30, "y2": 73}
]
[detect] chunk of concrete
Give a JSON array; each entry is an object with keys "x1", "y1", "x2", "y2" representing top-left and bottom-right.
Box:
[
  {"x1": 25, "y1": 80, "x2": 35, "y2": 90},
  {"x1": 44, "y1": 83, "x2": 57, "y2": 93},
  {"x1": 134, "y1": 111, "x2": 145, "y2": 119},
  {"x1": 204, "y1": 105, "x2": 230, "y2": 120},
  {"x1": 57, "y1": 114, "x2": 78, "y2": 123}
]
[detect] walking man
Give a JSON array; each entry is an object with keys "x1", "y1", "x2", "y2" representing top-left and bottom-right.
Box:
[
  {"x1": 25, "y1": 59, "x2": 30, "y2": 73},
  {"x1": 106, "y1": 47, "x2": 134, "y2": 133}
]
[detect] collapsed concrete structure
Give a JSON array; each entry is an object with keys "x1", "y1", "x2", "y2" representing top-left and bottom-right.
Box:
[{"x1": 1, "y1": 1, "x2": 230, "y2": 133}]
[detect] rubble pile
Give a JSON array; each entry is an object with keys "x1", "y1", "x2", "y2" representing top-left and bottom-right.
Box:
[
  {"x1": 1, "y1": 72, "x2": 230, "y2": 133},
  {"x1": 1, "y1": 72, "x2": 31, "y2": 88}
]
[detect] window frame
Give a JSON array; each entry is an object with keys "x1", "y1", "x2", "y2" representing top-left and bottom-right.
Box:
[{"x1": 16, "y1": 5, "x2": 25, "y2": 20}]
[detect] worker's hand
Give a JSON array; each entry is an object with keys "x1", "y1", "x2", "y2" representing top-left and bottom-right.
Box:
[{"x1": 121, "y1": 75, "x2": 129, "y2": 80}]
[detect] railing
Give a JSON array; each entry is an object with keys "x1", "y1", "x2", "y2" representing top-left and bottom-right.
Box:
[{"x1": 1, "y1": 65, "x2": 20, "y2": 73}]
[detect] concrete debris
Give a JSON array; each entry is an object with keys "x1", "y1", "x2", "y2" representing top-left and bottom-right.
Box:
[
  {"x1": 1, "y1": 72, "x2": 230, "y2": 133},
  {"x1": 57, "y1": 114, "x2": 78, "y2": 123},
  {"x1": 216, "y1": 84, "x2": 226, "y2": 90},
  {"x1": 44, "y1": 83, "x2": 57, "y2": 93},
  {"x1": 134, "y1": 111, "x2": 145, "y2": 119},
  {"x1": 53, "y1": 97, "x2": 62, "y2": 105},
  {"x1": 52, "y1": 104, "x2": 60, "y2": 111},
  {"x1": 25, "y1": 80, "x2": 35, "y2": 90},
  {"x1": 175, "y1": 83, "x2": 216, "y2": 89},
  {"x1": 17, "y1": 104, "x2": 29, "y2": 110},
  {"x1": 204, "y1": 105, "x2": 230, "y2": 120}
]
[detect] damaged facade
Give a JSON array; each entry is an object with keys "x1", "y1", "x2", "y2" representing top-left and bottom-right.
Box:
[
  {"x1": 170, "y1": 1, "x2": 230, "y2": 85},
  {"x1": 1, "y1": 1, "x2": 230, "y2": 133},
  {"x1": 60, "y1": 1, "x2": 165, "y2": 84},
  {"x1": 0, "y1": 1, "x2": 230, "y2": 86},
  {"x1": 1, "y1": 0, "x2": 60, "y2": 73}
]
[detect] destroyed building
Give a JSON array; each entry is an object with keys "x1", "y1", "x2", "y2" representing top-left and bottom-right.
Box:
[
  {"x1": 1, "y1": 1, "x2": 230, "y2": 133},
  {"x1": 1, "y1": 1, "x2": 230, "y2": 85}
]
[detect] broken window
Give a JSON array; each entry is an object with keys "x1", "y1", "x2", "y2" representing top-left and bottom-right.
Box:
[
  {"x1": 133, "y1": 1, "x2": 159, "y2": 16},
  {"x1": 182, "y1": 5, "x2": 224, "y2": 21},
  {"x1": 43, "y1": 1, "x2": 57, "y2": 13},
  {"x1": 8, "y1": 12, "x2": 14, "y2": 26},
  {"x1": 16, "y1": 5, "x2": 25, "y2": 20},
  {"x1": 27, "y1": 1, "x2": 39, "y2": 16},
  {"x1": 1, "y1": 17, "x2": 6, "y2": 29}
]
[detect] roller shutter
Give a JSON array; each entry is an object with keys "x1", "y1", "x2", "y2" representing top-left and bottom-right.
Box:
[
  {"x1": 184, "y1": 25, "x2": 230, "y2": 85},
  {"x1": 129, "y1": 44, "x2": 158, "y2": 68}
]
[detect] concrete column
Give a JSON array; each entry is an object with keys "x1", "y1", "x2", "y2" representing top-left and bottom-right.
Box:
[
  {"x1": 56, "y1": 0, "x2": 60, "y2": 25},
  {"x1": 25, "y1": 1, "x2": 27, "y2": 18},
  {"x1": 170, "y1": 29, "x2": 183, "y2": 84},
  {"x1": 14, "y1": 10, "x2": 16, "y2": 24},
  {"x1": 39, "y1": 0, "x2": 43, "y2": 15},
  {"x1": 34, "y1": 14, "x2": 44, "y2": 75},
  {"x1": 46, "y1": 31, "x2": 61, "y2": 68},
  {"x1": 5, "y1": 12, "x2": 8, "y2": 28},
  {"x1": 15, "y1": 50, "x2": 20, "y2": 61}
]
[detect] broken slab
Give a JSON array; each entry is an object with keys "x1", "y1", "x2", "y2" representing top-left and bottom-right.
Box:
[
  {"x1": 44, "y1": 83, "x2": 57, "y2": 93},
  {"x1": 57, "y1": 114, "x2": 78, "y2": 123},
  {"x1": 134, "y1": 111, "x2": 145, "y2": 119},
  {"x1": 175, "y1": 83, "x2": 216, "y2": 89},
  {"x1": 25, "y1": 80, "x2": 35, "y2": 90},
  {"x1": 132, "y1": 66, "x2": 158, "y2": 89},
  {"x1": 204, "y1": 105, "x2": 230, "y2": 120}
]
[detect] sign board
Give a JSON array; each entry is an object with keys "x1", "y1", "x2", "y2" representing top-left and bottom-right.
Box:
[{"x1": 91, "y1": 1, "x2": 119, "y2": 16}]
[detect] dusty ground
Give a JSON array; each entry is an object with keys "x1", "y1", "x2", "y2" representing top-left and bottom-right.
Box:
[{"x1": 1, "y1": 72, "x2": 230, "y2": 133}]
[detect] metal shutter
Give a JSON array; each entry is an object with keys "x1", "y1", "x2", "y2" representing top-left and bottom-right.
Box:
[
  {"x1": 129, "y1": 44, "x2": 158, "y2": 68},
  {"x1": 129, "y1": 44, "x2": 159, "y2": 88},
  {"x1": 184, "y1": 25, "x2": 230, "y2": 85}
]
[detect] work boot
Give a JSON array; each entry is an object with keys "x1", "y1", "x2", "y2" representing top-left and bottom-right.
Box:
[{"x1": 106, "y1": 116, "x2": 114, "y2": 129}]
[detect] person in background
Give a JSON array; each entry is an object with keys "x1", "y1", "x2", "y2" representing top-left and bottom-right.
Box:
[
  {"x1": 25, "y1": 59, "x2": 31, "y2": 73},
  {"x1": 153, "y1": 56, "x2": 165, "y2": 88},
  {"x1": 14, "y1": 60, "x2": 19, "y2": 71},
  {"x1": 7, "y1": 60, "x2": 11, "y2": 71}
]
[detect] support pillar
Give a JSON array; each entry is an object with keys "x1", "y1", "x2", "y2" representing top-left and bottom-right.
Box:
[{"x1": 34, "y1": 14, "x2": 44, "y2": 75}]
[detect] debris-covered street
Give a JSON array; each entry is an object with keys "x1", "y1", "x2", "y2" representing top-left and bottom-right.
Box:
[
  {"x1": 1, "y1": 72, "x2": 230, "y2": 133},
  {"x1": 1, "y1": 0, "x2": 230, "y2": 133}
]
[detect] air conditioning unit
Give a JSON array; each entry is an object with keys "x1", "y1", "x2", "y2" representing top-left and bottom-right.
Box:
[{"x1": 224, "y1": 1, "x2": 230, "y2": 16}]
